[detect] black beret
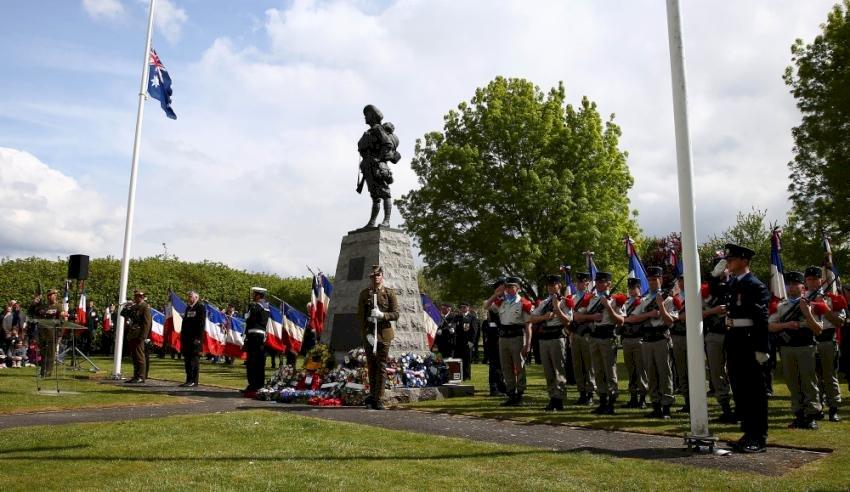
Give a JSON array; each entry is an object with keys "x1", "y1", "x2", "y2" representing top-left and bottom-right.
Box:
[
  {"x1": 595, "y1": 271, "x2": 612, "y2": 282},
  {"x1": 459, "y1": 302, "x2": 470, "y2": 307},
  {"x1": 505, "y1": 276, "x2": 522, "y2": 287},
  {"x1": 576, "y1": 272, "x2": 591, "y2": 281},
  {"x1": 646, "y1": 266, "x2": 663, "y2": 277},
  {"x1": 785, "y1": 271, "x2": 805, "y2": 284},
  {"x1": 804, "y1": 266, "x2": 822, "y2": 278},
  {"x1": 490, "y1": 278, "x2": 506, "y2": 290},
  {"x1": 545, "y1": 274, "x2": 562, "y2": 284},
  {"x1": 627, "y1": 278, "x2": 641, "y2": 288},
  {"x1": 724, "y1": 243, "x2": 755, "y2": 260}
]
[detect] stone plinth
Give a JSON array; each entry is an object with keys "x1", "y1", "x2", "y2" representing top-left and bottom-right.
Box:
[
  {"x1": 321, "y1": 227, "x2": 428, "y2": 358},
  {"x1": 383, "y1": 384, "x2": 475, "y2": 405}
]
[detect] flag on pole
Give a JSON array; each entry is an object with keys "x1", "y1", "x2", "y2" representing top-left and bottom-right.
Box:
[
  {"x1": 202, "y1": 303, "x2": 226, "y2": 356},
  {"x1": 266, "y1": 304, "x2": 287, "y2": 352},
  {"x1": 103, "y1": 306, "x2": 112, "y2": 332},
  {"x1": 223, "y1": 315, "x2": 247, "y2": 360},
  {"x1": 164, "y1": 291, "x2": 185, "y2": 352},
  {"x1": 309, "y1": 273, "x2": 333, "y2": 335},
  {"x1": 625, "y1": 237, "x2": 650, "y2": 295},
  {"x1": 586, "y1": 253, "x2": 598, "y2": 289},
  {"x1": 283, "y1": 302, "x2": 308, "y2": 355},
  {"x1": 148, "y1": 49, "x2": 177, "y2": 120},
  {"x1": 420, "y1": 293, "x2": 442, "y2": 349},
  {"x1": 76, "y1": 286, "x2": 88, "y2": 325},
  {"x1": 769, "y1": 227, "x2": 787, "y2": 303},
  {"x1": 62, "y1": 282, "x2": 70, "y2": 314},
  {"x1": 823, "y1": 235, "x2": 841, "y2": 294},
  {"x1": 149, "y1": 308, "x2": 166, "y2": 347}
]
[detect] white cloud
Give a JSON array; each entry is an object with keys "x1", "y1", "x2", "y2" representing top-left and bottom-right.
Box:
[
  {"x1": 0, "y1": 148, "x2": 123, "y2": 258},
  {"x1": 82, "y1": 0, "x2": 124, "y2": 20},
  {"x1": 153, "y1": 0, "x2": 188, "y2": 44}
]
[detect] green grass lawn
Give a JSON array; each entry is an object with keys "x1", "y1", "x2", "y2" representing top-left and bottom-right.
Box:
[{"x1": 0, "y1": 409, "x2": 833, "y2": 491}]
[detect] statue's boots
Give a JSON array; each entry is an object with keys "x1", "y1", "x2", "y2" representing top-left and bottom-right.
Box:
[
  {"x1": 380, "y1": 197, "x2": 392, "y2": 227},
  {"x1": 365, "y1": 200, "x2": 380, "y2": 228}
]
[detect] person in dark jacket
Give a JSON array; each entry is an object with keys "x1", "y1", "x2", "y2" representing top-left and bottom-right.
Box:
[
  {"x1": 180, "y1": 291, "x2": 205, "y2": 387},
  {"x1": 242, "y1": 287, "x2": 270, "y2": 397}
]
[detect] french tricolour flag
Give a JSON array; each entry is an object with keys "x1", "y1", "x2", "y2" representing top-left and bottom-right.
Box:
[
  {"x1": 309, "y1": 273, "x2": 333, "y2": 335},
  {"x1": 103, "y1": 306, "x2": 112, "y2": 332},
  {"x1": 150, "y1": 308, "x2": 166, "y2": 347},
  {"x1": 76, "y1": 287, "x2": 88, "y2": 325},
  {"x1": 587, "y1": 254, "x2": 599, "y2": 289},
  {"x1": 266, "y1": 304, "x2": 287, "y2": 352},
  {"x1": 421, "y1": 293, "x2": 441, "y2": 349},
  {"x1": 283, "y1": 302, "x2": 308, "y2": 355},
  {"x1": 769, "y1": 227, "x2": 787, "y2": 303},
  {"x1": 203, "y1": 303, "x2": 226, "y2": 356},
  {"x1": 625, "y1": 237, "x2": 650, "y2": 295},
  {"x1": 223, "y1": 314, "x2": 246, "y2": 359},
  {"x1": 165, "y1": 292, "x2": 185, "y2": 352}
]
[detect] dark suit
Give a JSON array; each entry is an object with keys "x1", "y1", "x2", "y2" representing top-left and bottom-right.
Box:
[
  {"x1": 244, "y1": 301, "x2": 270, "y2": 391},
  {"x1": 455, "y1": 311, "x2": 479, "y2": 380},
  {"x1": 181, "y1": 301, "x2": 205, "y2": 384},
  {"x1": 483, "y1": 311, "x2": 506, "y2": 394},
  {"x1": 726, "y1": 272, "x2": 770, "y2": 447},
  {"x1": 434, "y1": 314, "x2": 457, "y2": 358}
]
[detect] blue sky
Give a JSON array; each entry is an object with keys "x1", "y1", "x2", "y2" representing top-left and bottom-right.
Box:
[{"x1": 0, "y1": 0, "x2": 838, "y2": 276}]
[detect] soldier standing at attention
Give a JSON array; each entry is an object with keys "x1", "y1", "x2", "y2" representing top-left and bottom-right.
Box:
[
  {"x1": 483, "y1": 279, "x2": 507, "y2": 396},
  {"x1": 627, "y1": 267, "x2": 677, "y2": 419},
  {"x1": 180, "y1": 291, "x2": 205, "y2": 387},
  {"x1": 456, "y1": 302, "x2": 478, "y2": 381},
  {"x1": 530, "y1": 274, "x2": 573, "y2": 411},
  {"x1": 703, "y1": 260, "x2": 736, "y2": 423},
  {"x1": 723, "y1": 243, "x2": 771, "y2": 453},
  {"x1": 804, "y1": 266, "x2": 846, "y2": 422},
  {"x1": 769, "y1": 271, "x2": 825, "y2": 430},
  {"x1": 570, "y1": 272, "x2": 597, "y2": 405},
  {"x1": 31, "y1": 288, "x2": 67, "y2": 378},
  {"x1": 486, "y1": 276, "x2": 533, "y2": 406},
  {"x1": 243, "y1": 287, "x2": 270, "y2": 398},
  {"x1": 576, "y1": 271, "x2": 625, "y2": 415},
  {"x1": 433, "y1": 303, "x2": 457, "y2": 358},
  {"x1": 670, "y1": 274, "x2": 689, "y2": 412},
  {"x1": 619, "y1": 278, "x2": 648, "y2": 409},
  {"x1": 121, "y1": 289, "x2": 152, "y2": 384},
  {"x1": 358, "y1": 265, "x2": 399, "y2": 410}
]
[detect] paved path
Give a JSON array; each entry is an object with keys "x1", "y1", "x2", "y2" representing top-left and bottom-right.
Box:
[{"x1": 0, "y1": 379, "x2": 826, "y2": 476}]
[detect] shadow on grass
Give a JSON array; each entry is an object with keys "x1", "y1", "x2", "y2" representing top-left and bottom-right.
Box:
[{"x1": 0, "y1": 449, "x2": 550, "y2": 462}]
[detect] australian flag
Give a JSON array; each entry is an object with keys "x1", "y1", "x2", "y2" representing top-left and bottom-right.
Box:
[{"x1": 148, "y1": 49, "x2": 177, "y2": 120}]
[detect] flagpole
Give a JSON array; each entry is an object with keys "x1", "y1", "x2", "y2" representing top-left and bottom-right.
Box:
[
  {"x1": 112, "y1": 0, "x2": 157, "y2": 379},
  {"x1": 664, "y1": 0, "x2": 713, "y2": 446}
]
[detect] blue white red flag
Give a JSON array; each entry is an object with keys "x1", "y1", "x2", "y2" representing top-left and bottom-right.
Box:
[
  {"x1": 309, "y1": 273, "x2": 333, "y2": 335},
  {"x1": 769, "y1": 227, "x2": 787, "y2": 301},
  {"x1": 822, "y1": 235, "x2": 841, "y2": 294},
  {"x1": 165, "y1": 291, "x2": 186, "y2": 352},
  {"x1": 625, "y1": 237, "x2": 650, "y2": 295},
  {"x1": 150, "y1": 308, "x2": 165, "y2": 347},
  {"x1": 420, "y1": 293, "x2": 442, "y2": 349},
  {"x1": 223, "y1": 313, "x2": 246, "y2": 360},
  {"x1": 586, "y1": 254, "x2": 599, "y2": 288},
  {"x1": 283, "y1": 302, "x2": 308, "y2": 355},
  {"x1": 203, "y1": 303, "x2": 226, "y2": 356},
  {"x1": 266, "y1": 304, "x2": 287, "y2": 352},
  {"x1": 148, "y1": 49, "x2": 177, "y2": 120},
  {"x1": 76, "y1": 286, "x2": 88, "y2": 325}
]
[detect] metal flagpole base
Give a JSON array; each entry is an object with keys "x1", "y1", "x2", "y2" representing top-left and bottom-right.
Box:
[
  {"x1": 684, "y1": 434, "x2": 729, "y2": 455},
  {"x1": 109, "y1": 372, "x2": 125, "y2": 380}
]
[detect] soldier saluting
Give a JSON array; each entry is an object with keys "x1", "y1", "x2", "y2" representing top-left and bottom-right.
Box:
[
  {"x1": 243, "y1": 287, "x2": 270, "y2": 398},
  {"x1": 722, "y1": 243, "x2": 771, "y2": 453},
  {"x1": 121, "y1": 289, "x2": 152, "y2": 384},
  {"x1": 357, "y1": 265, "x2": 399, "y2": 410}
]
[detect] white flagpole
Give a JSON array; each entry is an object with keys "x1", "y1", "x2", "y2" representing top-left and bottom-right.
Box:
[
  {"x1": 664, "y1": 0, "x2": 712, "y2": 444},
  {"x1": 112, "y1": 0, "x2": 157, "y2": 379}
]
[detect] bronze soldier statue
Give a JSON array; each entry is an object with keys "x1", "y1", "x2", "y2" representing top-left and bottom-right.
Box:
[{"x1": 356, "y1": 104, "x2": 401, "y2": 228}]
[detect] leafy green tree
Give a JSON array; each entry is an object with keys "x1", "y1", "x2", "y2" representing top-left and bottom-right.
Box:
[
  {"x1": 783, "y1": 1, "x2": 850, "y2": 242},
  {"x1": 698, "y1": 209, "x2": 777, "y2": 282},
  {"x1": 397, "y1": 77, "x2": 638, "y2": 302}
]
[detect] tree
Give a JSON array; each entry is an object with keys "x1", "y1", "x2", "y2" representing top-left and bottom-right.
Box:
[
  {"x1": 783, "y1": 1, "x2": 850, "y2": 242},
  {"x1": 698, "y1": 209, "x2": 775, "y2": 281},
  {"x1": 397, "y1": 77, "x2": 638, "y2": 302}
]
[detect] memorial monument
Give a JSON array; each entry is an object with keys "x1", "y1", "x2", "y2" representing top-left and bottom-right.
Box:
[{"x1": 321, "y1": 105, "x2": 429, "y2": 359}]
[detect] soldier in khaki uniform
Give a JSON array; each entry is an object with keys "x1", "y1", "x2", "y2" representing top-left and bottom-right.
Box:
[
  {"x1": 804, "y1": 266, "x2": 846, "y2": 422},
  {"x1": 627, "y1": 266, "x2": 678, "y2": 419},
  {"x1": 669, "y1": 275, "x2": 689, "y2": 412},
  {"x1": 486, "y1": 276, "x2": 533, "y2": 406},
  {"x1": 121, "y1": 289, "x2": 152, "y2": 383},
  {"x1": 570, "y1": 272, "x2": 597, "y2": 405},
  {"x1": 357, "y1": 265, "x2": 399, "y2": 410},
  {"x1": 31, "y1": 288, "x2": 67, "y2": 378},
  {"x1": 530, "y1": 274, "x2": 573, "y2": 411},
  {"x1": 619, "y1": 278, "x2": 648, "y2": 409},
  {"x1": 702, "y1": 263, "x2": 736, "y2": 423},
  {"x1": 770, "y1": 271, "x2": 824, "y2": 430}
]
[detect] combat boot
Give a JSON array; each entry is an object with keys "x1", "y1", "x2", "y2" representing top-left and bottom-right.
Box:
[
  {"x1": 553, "y1": 398, "x2": 564, "y2": 411},
  {"x1": 715, "y1": 400, "x2": 738, "y2": 424},
  {"x1": 543, "y1": 398, "x2": 556, "y2": 411},
  {"x1": 788, "y1": 411, "x2": 804, "y2": 429},
  {"x1": 637, "y1": 394, "x2": 647, "y2": 409},
  {"x1": 623, "y1": 395, "x2": 639, "y2": 409},
  {"x1": 801, "y1": 415, "x2": 818, "y2": 430},
  {"x1": 591, "y1": 394, "x2": 608, "y2": 414},
  {"x1": 604, "y1": 394, "x2": 616, "y2": 415},
  {"x1": 677, "y1": 396, "x2": 690, "y2": 413},
  {"x1": 646, "y1": 402, "x2": 663, "y2": 419},
  {"x1": 574, "y1": 391, "x2": 589, "y2": 405},
  {"x1": 829, "y1": 406, "x2": 841, "y2": 422},
  {"x1": 661, "y1": 405, "x2": 672, "y2": 420}
]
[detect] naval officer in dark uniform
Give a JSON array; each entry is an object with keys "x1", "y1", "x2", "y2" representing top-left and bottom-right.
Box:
[
  {"x1": 722, "y1": 243, "x2": 771, "y2": 453},
  {"x1": 243, "y1": 287, "x2": 270, "y2": 397},
  {"x1": 180, "y1": 291, "x2": 205, "y2": 387}
]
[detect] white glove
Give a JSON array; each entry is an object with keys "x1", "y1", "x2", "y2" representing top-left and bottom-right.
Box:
[
  {"x1": 755, "y1": 351, "x2": 769, "y2": 365},
  {"x1": 711, "y1": 259, "x2": 728, "y2": 278},
  {"x1": 366, "y1": 334, "x2": 376, "y2": 347},
  {"x1": 367, "y1": 316, "x2": 376, "y2": 324},
  {"x1": 370, "y1": 307, "x2": 383, "y2": 320}
]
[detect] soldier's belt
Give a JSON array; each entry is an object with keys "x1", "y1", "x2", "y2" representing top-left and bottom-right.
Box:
[
  {"x1": 816, "y1": 328, "x2": 836, "y2": 343},
  {"x1": 727, "y1": 318, "x2": 754, "y2": 328},
  {"x1": 590, "y1": 324, "x2": 615, "y2": 339},
  {"x1": 499, "y1": 324, "x2": 524, "y2": 338}
]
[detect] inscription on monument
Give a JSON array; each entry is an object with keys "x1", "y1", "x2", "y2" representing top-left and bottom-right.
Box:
[
  {"x1": 329, "y1": 313, "x2": 360, "y2": 352},
  {"x1": 347, "y1": 256, "x2": 365, "y2": 281}
]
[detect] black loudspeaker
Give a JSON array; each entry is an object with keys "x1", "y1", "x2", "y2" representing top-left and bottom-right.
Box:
[{"x1": 68, "y1": 254, "x2": 90, "y2": 280}]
